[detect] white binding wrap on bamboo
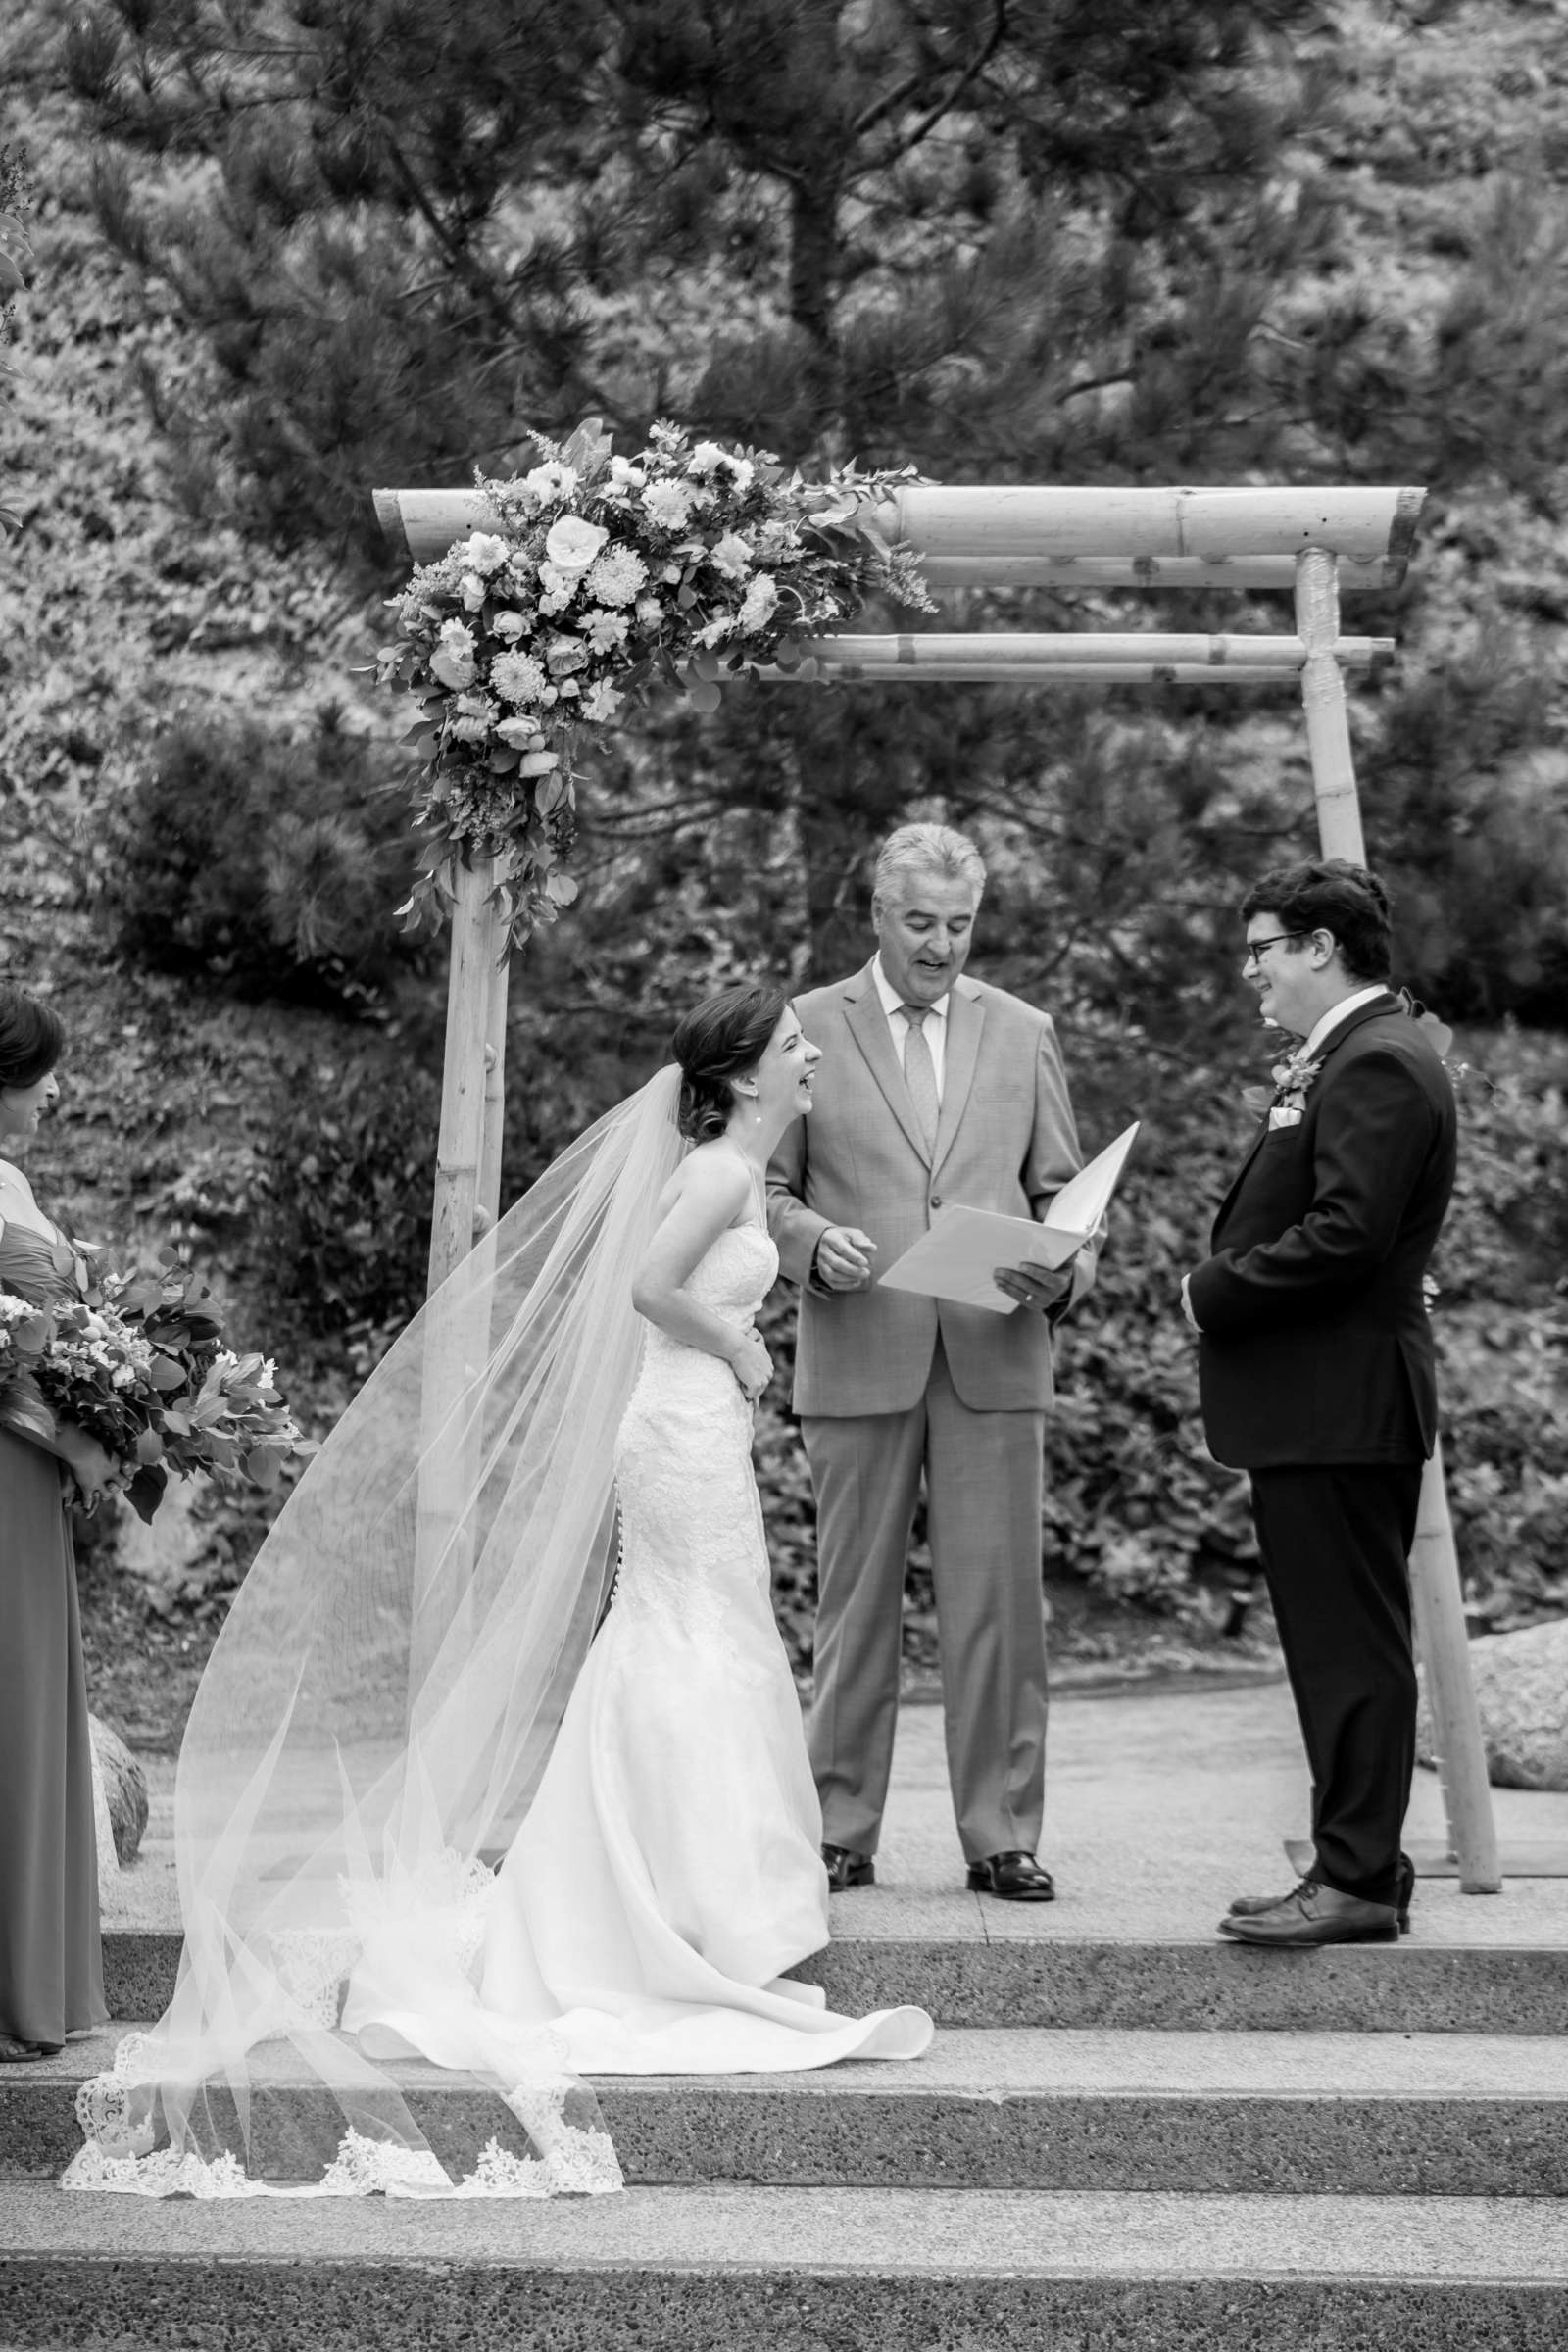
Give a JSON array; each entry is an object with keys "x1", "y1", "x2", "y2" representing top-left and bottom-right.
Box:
[
  {"x1": 373, "y1": 483, "x2": 1425, "y2": 591},
  {"x1": 1294, "y1": 549, "x2": 1500, "y2": 1896}
]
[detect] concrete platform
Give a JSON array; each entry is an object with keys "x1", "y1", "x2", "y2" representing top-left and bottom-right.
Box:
[
  {"x1": 3, "y1": 2183, "x2": 1566, "y2": 2350},
  {"x1": 101, "y1": 1686, "x2": 1568, "y2": 2029},
  {"x1": 9, "y1": 2025, "x2": 1568, "y2": 2196}
]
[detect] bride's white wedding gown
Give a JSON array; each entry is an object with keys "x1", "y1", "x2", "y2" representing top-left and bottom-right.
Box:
[{"x1": 478, "y1": 1220, "x2": 931, "y2": 2072}]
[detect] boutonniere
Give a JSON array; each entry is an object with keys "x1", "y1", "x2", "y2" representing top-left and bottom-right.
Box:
[{"x1": 1241, "y1": 1047, "x2": 1324, "y2": 1122}]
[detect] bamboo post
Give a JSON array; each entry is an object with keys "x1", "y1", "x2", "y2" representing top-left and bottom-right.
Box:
[
  {"x1": 478, "y1": 944, "x2": 510, "y2": 1236},
  {"x1": 1294, "y1": 548, "x2": 1501, "y2": 1895}
]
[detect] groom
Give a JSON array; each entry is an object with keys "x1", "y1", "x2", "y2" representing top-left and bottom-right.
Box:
[
  {"x1": 1184, "y1": 858, "x2": 1457, "y2": 1949},
  {"x1": 768, "y1": 821, "x2": 1097, "y2": 1900}
]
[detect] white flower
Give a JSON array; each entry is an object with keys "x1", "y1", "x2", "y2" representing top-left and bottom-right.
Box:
[
  {"x1": 536, "y1": 563, "x2": 575, "y2": 616},
  {"x1": 738, "y1": 571, "x2": 779, "y2": 631},
  {"x1": 579, "y1": 608, "x2": 629, "y2": 653},
  {"x1": 460, "y1": 532, "x2": 512, "y2": 575},
  {"x1": 687, "y1": 441, "x2": 728, "y2": 476},
  {"x1": 497, "y1": 713, "x2": 554, "y2": 747},
  {"x1": 429, "y1": 618, "x2": 477, "y2": 690},
  {"x1": 448, "y1": 690, "x2": 497, "y2": 743},
  {"x1": 490, "y1": 611, "x2": 528, "y2": 643},
  {"x1": 459, "y1": 571, "x2": 488, "y2": 611},
  {"x1": 583, "y1": 545, "x2": 647, "y2": 607},
  {"x1": 544, "y1": 514, "x2": 610, "y2": 573},
  {"x1": 610, "y1": 456, "x2": 647, "y2": 489},
  {"x1": 524, "y1": 461, "x2": 578, "y2": 505},
  {"x1": 698, "y1": 614, "x2": 736, "y2": 646},
  {"x1": 709, "y1": 530, "x2": 753, "y2": 581},
  {"x1": 490, "y1": 650, "x2": 550, "y2": 706},
  {"x1": 642, "y1": 480, "x2": 696, "y2": 529},
  {"x1": 112, "y1": 1365, "x2": 136, "y2": 1390},
  {"x1": 582, "y1": 680, "x2": 623, "y2": 721},
  {"x1": 635, "y1": 597, "x2": 664, "y2": 628}
]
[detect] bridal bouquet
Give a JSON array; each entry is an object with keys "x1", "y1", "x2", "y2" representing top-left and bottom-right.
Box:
[
  {"x1": 377, "y1": 417, "x2": 934, "y2": 951},
  {"x1": 0, "y1": 1252, "x2": 308, "y2": 1522}
]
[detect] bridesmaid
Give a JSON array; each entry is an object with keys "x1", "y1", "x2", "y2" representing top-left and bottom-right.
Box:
[{"x1": 0, "y1": 986, "x2": 111, "y2": 2062}]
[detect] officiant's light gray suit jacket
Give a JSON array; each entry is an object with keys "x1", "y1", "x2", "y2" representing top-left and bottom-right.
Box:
[{"x1": 767, "y1": 963, "x2": 1097, "y2": 1416}]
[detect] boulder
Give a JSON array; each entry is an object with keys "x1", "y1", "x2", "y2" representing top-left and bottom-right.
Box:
[
  {"x1": 89, "y1": 1714, "x2": 148, "y2": 1865},
  {"x1": 1417, "y1": 1617, "x2": 1568, "y2": 1791}
]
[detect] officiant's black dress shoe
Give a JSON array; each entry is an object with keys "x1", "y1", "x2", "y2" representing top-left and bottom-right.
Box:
[
  {"x1": 1228, "y1": 1853, "x2": 1415, "y2": 1935},
  {"x1": 966, "y1": 1850, "x2": 1055, "y2": 1901},
  {"x1": 1218, "y1": 1880, "x2": 1398, "y2": 1947},
  {"x1": 822, "y1": 1843, "x2": 875, "y2": 1891}
]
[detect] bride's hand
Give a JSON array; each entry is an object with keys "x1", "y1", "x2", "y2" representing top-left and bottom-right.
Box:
[{"x1": 727, "y1": 1329, "x2": 773, "y2": 1401}]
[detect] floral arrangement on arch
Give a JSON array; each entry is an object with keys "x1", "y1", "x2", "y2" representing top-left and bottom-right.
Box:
[
  {"x1": 377, "y1": 418, "x2": 934, "y2": 952},
  {"x1": 0, "y1": 1250, "x2": 310, "y2": 1524}
]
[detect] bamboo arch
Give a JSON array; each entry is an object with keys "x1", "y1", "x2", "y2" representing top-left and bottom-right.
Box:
[{"x1": 374, "y1": 474, "x2": 1505, "y2": 1896}]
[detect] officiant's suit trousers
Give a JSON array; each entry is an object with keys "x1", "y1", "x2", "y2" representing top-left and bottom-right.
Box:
[{"x1": 802, "y1": 1342, "x2": 1048, "y2": 1861}]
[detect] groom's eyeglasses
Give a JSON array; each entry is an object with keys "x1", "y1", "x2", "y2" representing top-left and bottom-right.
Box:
[{"x1": 1243, "y1": 932, "x2": 1305, "y2": 970}]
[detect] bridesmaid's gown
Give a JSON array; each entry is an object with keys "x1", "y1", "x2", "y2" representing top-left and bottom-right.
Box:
[{"x1": 0, "y1": 1222, "x2": 107, "y2": 2048}]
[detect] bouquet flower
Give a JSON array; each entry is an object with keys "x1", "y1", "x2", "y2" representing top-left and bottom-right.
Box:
[
  {"x1": 0, "y1": 1250, "x2": 309, "y2": 1523},
  {"x1": 377, "y1": 417, "x2": 934, "y2": 951}
]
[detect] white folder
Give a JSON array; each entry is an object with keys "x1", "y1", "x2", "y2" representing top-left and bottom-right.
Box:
[{"x1": 877, "y1": 1123, "x2": 1140, "y2": 1315}]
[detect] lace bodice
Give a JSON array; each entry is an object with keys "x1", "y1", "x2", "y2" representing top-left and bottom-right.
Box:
[{"x1": 612, "y1": 1223, "x2": 778, "y2": 1662}]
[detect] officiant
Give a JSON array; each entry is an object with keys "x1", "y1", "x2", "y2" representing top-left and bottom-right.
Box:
[{"x1": 768, "y1": 822, "x2": 1098, "y2": 1900}]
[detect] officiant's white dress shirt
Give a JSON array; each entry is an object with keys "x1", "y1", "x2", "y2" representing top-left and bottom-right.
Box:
[{"x1": 872, "y1": 954, "x2": 949, "y2": 1102}]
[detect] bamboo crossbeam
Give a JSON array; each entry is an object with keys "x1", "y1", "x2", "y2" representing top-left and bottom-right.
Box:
[
  {"x1": 784, "y1": 632, "x2": 1395, "y2": 681},
  {"x1": 880, "y1": 485, "x2": 1426, "y2": 591},
  {"x1": 373, "y1": 483, "x2": 1425, "y2": 592}
]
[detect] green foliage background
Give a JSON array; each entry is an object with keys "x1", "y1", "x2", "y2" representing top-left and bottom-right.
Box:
[{"x1": 2, "y1": 0, "x2": 1566, "y2": 1740}]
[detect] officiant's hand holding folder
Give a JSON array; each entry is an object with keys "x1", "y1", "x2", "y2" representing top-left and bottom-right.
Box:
[{"x1": 876, "y1": 1124, "x2": 1140, "y2": 1314}]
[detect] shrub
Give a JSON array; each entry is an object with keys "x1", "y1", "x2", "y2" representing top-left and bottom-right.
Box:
[
  {"x1": 98, "y1": 704, "x2": 420, "y2": 1008},
  {"x1": 256, "y1": 1049, "x2": 440, "y2": 1340}
]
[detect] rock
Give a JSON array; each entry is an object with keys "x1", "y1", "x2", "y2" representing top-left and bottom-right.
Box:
[
  {"x1": 1417, "y1": 1618, "x2": 1568, "y2": 1791},
  {"x1": 88, "y1": 1715, "x2": 148, "y2": 1865}
]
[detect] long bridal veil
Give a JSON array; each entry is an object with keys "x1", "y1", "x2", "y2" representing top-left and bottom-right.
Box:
[{"x1": 69, "y1": 1066, "x2": 687, "y2": 2197}]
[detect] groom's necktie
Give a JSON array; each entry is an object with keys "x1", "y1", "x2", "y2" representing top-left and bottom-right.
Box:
[{"x1": 900, "y1": 1004, "x2": 939, "y2": 1153}]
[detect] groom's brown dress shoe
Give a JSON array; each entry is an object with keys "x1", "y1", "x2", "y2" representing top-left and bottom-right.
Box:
[
  {"x1": 1218, "y1": 1879, "x2": 1398, "y2": 1947},
  {"x1": 822, "y1": 1843, "x2": 874, "y2": 1891},
  {"x1": 966, "y1": 1851, "x2": 1055, "y2": 1901},
  {"x1": 1229, "y1": 1853, "x2": 1415, "y2": 1935}
]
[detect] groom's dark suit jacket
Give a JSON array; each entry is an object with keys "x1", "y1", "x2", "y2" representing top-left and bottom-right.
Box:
[{"x1": 1190, "y1": 994, "x2": 1457, "y2": 1470}]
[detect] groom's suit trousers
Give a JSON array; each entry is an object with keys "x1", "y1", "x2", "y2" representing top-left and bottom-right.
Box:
[
  {"x1": 802, "y1": 1338, "x2": 1049, "y2": 1862},
  {"x1": 1250, "y1": 1463, "x2": 1422, "y2": 1910}
]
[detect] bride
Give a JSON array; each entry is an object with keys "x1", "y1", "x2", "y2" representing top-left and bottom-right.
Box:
[{"x1": 69, "y1": 981, "x2": 930, "y2": 2200}]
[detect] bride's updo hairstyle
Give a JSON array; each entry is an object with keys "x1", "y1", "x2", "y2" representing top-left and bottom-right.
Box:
[
  {"x1": 672, "y1": 981, "x2": 789, "y2": 1143},
  {"x1": 0, "y1": 985, "x2": 65, "y2": 1092}
]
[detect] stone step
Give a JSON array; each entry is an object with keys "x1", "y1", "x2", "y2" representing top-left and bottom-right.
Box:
[
  {"x1": 1, "y1": 2181, "x2": 1564, "y2": 2349},
  {"x1": 12, "y1": 2025, "x2": 1568, "y2": 2196},
  {"x1": 99, "y1": 1925, "x2": 1568, "y2": 2034}
]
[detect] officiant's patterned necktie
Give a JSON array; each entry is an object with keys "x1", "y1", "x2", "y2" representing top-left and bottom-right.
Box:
[{"x1": 900, "y1": 1004, "x2": 939, "y2": 1153}]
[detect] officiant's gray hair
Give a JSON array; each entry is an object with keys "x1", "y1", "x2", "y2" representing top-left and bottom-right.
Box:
[{"x1": 874, "y1": 822, "x2": 986, "y2": 906}]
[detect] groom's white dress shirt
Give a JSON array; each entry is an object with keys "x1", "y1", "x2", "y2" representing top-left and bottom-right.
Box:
[
  {"x1": 872, "y1": 954, "x2": 949, "y2": 1101},
  {"x1": 1298, "y1": 983, "x2": 1389, "y2": 1062}
]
